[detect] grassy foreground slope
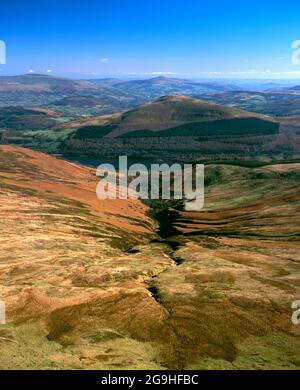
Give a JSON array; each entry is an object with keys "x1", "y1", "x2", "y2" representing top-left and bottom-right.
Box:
[
  {"x1": 0, "y1": 146, "x2": 165, "y2": 369},
  {"x1": 0, "y1": 147, "x2": 299, "y2": 369},
  {"x1": 157, "y1": 163, "x2": 300, "y2": 368}
]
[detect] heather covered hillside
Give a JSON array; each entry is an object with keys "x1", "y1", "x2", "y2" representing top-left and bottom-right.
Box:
[{"x1": 0, "y1": 146, "x2": 299, "y2": 369}]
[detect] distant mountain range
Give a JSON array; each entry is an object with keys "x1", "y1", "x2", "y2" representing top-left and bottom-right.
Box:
[
  {"x1": 194, "y1": 90, "x2": 300, "y2": 116},
  {"x1": 279, "y1": 85, "x2": 300, "y2": 94},
  {"x1": 0, "y1": 73, "x2": 95, "y2": 94},
  {"x1": 1, "y1": 74, "x2": 300, "y2": 118},
  {"x1": 0, "y1": 75, "x2": 299, "y2": 162},
  {"x1": 0, "y1": 74, "x2": 242, "y2": 95},
  {"x1": 108, "y1": 76, "x2": 243, "y2": 92}
]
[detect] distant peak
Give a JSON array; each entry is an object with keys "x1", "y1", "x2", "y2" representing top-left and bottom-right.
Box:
[
  {"x1": 155, "y1": 94, "x2": 191, "y2": 102},
  {"x1": 23, "y1": 73, "x2": 50, "y2": 76}
]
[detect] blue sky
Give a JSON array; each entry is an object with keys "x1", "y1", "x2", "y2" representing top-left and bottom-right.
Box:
[{"x1": 1, "y1": 0, "x2": 300, "y2": 78}]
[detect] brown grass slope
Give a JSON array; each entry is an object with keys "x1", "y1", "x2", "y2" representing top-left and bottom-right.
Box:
[
  {"x1": 0, "y1": 147, "x2": 300, "y2": 369},
  {"x1": 61, "y1": 95, "x2": 283, "y2": 161},
  {"x1": 64, "y1": 95, "x2": 277, "y2": 137},
  {"x1": 0, "y1": 74, "x2": 96, "y2": 94}
]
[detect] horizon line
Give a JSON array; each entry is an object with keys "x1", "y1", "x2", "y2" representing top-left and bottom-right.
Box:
[{"x1": 1, "y1": 72, "x2": 300, "y2": 82}]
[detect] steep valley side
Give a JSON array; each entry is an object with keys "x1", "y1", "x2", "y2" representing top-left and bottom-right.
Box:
[{"x1": 0, "y1": 147, "x2": 300, "y2": 369}]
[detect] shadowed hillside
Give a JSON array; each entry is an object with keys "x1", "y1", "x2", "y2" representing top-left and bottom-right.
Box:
[
  {"x1": 62, "y1": 95, "x2": 284, "y2": 161},
  {"x1": 0, "y1": 106, "x2": 57, "y2": 131}
]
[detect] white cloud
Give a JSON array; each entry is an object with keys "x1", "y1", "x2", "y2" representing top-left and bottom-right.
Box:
[
  {"x1": 100, "y1": 58, "x2": 109, "y2": 63},
  {"x1": 207, "y1": 71, "x2": 224, "y2": 75},
  {"x1": 46, "y1": 69, "x2": 52, "y2": 73},
  {"x1": 28, "y1": 69, "x2": 35, "y2": 73},
  {"x1": 150, "y1": 71, "x2": 177, "y2": 75},
  {"x1": 123, "y1": 71, "x2": 177, "y2": 76}
]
